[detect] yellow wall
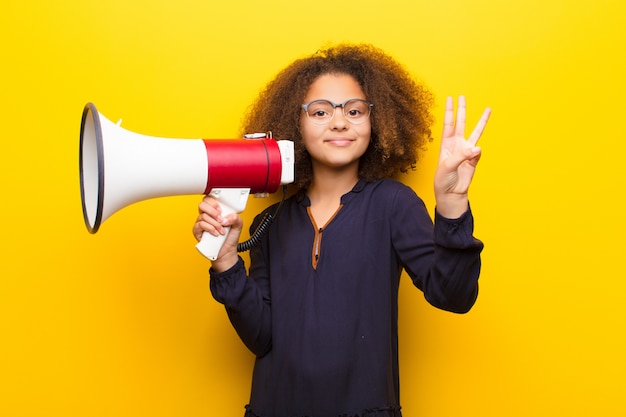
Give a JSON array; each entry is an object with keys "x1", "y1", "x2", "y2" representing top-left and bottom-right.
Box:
[{"x1": 2, "y1": 0, "x2": 625, "y2": 415}]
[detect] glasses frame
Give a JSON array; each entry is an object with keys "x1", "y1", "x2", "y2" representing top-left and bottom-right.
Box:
[{"x1": 301, "y1": 98, "x2": 374, "y2": 125}]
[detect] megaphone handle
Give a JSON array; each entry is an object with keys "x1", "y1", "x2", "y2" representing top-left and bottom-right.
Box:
[
  {"x1": 195, "y1": 188, "x2": 251, "y2": 260},
  {"x1": 197, "y1": 230, "x2": 229, "y2": 261}
]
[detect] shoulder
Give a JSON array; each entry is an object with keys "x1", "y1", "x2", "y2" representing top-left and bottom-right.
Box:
[
  {"x1": 345, "y1": 179, "x2": 427, "y2": 217},
  {"x1": 361, "y1": 178, "x2": 422, "y2": 203},
  {"x1": 251, "y1": 193, "x2": 299, "y2": 226}
]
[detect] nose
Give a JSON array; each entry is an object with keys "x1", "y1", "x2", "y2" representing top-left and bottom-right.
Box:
[{"x1": 329, "y1": 106, "x2": 349, "y2": 130}]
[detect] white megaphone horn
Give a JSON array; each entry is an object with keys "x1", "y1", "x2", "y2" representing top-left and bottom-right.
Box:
[{"x1": 79, "y1": 102, "x2": 294, "y2": 260}]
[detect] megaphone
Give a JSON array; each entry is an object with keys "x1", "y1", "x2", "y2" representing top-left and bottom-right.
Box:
[{"x1": 79, "y1": 102, "x2": 294, "y2": 260}]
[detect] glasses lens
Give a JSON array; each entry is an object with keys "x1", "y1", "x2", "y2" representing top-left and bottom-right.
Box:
[
  {"x1": 305, "y1": 100, "x2": 334, "y2": 124},
  {"x1": 343, "y1": 99, "x2": 371, "y2": 124}
]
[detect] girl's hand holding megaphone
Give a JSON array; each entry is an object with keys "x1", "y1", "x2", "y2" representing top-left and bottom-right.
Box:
[{"x1": 193, "y1": 194, "x2": 243, "y2": 272}]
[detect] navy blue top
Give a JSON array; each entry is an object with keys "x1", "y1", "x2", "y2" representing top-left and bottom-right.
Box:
[{"x1": 209, "y1": 179, "x2": 483, "y2": 417}]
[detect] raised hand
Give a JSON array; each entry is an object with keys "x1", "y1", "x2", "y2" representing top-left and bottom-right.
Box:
[{"x1": 434, "y1": 96, "x2": 491, "y2": 218}]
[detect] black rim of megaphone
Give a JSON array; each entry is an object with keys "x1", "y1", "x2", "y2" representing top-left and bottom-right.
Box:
[{"x1": 79, "y1": 102, "x2": 105, "y2": 234}]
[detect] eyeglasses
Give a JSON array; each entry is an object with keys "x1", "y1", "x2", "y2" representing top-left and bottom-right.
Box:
[{"x1": 301, "y1": 98, "x2": 373, "y2": 125}]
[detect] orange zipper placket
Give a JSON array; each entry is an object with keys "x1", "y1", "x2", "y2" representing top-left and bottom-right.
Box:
[{"x1": 306, "y1": 205, "x2": 343, "y2": 270}]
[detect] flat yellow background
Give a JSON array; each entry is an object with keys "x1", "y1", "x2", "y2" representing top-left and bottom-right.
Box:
[{"x1": 2, "y1": 0, "x2": 625, "y2": 416}]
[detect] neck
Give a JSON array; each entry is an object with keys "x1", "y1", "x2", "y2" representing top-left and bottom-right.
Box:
[{"x1": 307, "y1": 164, "x2": 359, "y2": 205}]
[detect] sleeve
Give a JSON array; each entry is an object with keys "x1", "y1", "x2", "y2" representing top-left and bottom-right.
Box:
[
  {"x1": 392, "y1": 187, "x2": 484, "y2": 314},
  {"x1": 209, "y1": 214, "x2": 273, "y2": 357}
]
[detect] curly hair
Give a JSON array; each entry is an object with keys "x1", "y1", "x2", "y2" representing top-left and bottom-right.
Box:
[{"x1": 240, "y1": 43, "x2": 434, "y2": 190}]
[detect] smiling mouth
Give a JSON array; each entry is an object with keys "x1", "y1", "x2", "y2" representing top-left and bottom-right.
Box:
[
  {"x1": 325, "y1": 138, "x2": 354, "y2": 144},
  {"x1": 326, "y1": 140, "x2": 353, "y2": 148}
]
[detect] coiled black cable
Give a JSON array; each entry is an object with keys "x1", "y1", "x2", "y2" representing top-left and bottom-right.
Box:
[{"x1": 237, "y1": 185, "x2": 288, "y2": 253}]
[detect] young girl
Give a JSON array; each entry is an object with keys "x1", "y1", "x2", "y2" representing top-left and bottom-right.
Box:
[{"x1": 193, "y1": 44, "x2": 491, "y2": 417}]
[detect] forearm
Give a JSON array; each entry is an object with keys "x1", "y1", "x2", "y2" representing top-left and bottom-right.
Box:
[
  {"x1": 210, "y1": 251, "x2": 239, "y2": 273},
  {"x1": 209, "y1": 257, "x2": 272, "y2": 356},
  {"x1": 422, "y1": 208, "x2": 483, "y2": 313},
  {"x1": 434, "y1": 193, "x2": 469, "y2": 219}
]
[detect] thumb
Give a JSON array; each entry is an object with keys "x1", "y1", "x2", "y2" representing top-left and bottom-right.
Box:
[{"x1": 221, "y1": 213, "x2": 244, "y2": 247}]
